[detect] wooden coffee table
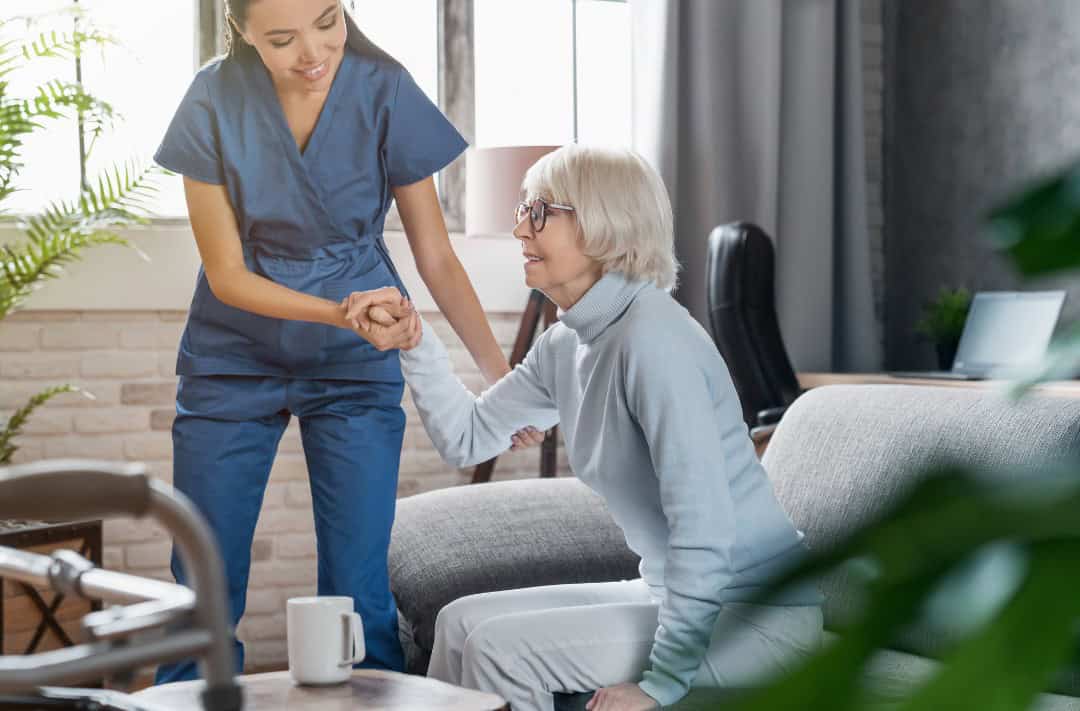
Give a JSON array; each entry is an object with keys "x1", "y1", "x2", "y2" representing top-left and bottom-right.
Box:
[{"x1": 130, "y1": 669, "x2": 508, "y2": 710}]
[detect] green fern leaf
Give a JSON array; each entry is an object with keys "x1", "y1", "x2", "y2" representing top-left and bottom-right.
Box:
[
  {"x1": 0, "y1": 385, "x2": 87, "y2": 465},
  {"x1": 0, "y1": 226, "x2": 131, "y2": 319}
]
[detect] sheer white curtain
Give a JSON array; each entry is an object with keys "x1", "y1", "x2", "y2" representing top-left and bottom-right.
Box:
[{"x1": 631, "y1": 0, "x2": 881, "y2": 372}]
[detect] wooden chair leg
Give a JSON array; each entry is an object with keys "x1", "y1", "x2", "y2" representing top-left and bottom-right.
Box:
[
  {"x1": 471, "y1": 290, "x2": 558, "y2": 483},
  {"x1": 539, "y1": 299, "x2": 559, "y2": 477}
]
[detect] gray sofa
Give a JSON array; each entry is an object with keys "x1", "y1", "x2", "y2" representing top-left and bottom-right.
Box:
[{"x1": 389, "y1": 384, "x2": 1080, "y2": 709}]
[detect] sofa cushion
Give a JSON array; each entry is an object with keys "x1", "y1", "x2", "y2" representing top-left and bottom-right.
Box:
[
  {"x1": 389, "y1": 477, "x2": 641, "y2": 674},
  {"x1": 549, "y1": 637, "x2": 1080, "y2": 710},
  {"x1": 763, "y1": 385, "x2": 1080, "y2": 662},
  {"x1": 826, "y1": 631, "x2": 1080, "y2": 708}
]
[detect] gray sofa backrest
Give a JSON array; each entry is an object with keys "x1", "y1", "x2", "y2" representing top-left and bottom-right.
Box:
[{"x1": 763, "y1": 384, "x2": 1080, "y2": 637}]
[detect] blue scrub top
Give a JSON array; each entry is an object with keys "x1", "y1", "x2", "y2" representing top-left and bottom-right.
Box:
[{"x1": 156, "y1": 46, "x2": 467, "y2": 381}]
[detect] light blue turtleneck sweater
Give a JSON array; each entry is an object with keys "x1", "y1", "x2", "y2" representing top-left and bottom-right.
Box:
[{"x1": 399, "y1": 271, "x2": 821, "y2": 706}]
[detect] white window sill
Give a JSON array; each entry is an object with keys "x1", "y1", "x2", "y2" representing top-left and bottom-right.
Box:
[{"x1": 1, "y1": 224, "x2": 532, "y2": 314}]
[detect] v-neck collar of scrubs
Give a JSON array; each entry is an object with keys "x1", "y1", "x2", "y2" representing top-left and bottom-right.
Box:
[{"x1": 254, "y1": 48, "x2": 354, "y2": 168}]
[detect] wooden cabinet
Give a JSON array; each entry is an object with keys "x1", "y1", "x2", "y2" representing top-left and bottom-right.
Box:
[{"x1": 0, "y1": 520, "x2": 102, "y2": 656}]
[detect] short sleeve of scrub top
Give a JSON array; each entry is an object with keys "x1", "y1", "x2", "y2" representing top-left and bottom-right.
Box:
[
  {"x1": 384, "y1": 67, "x2": 468, "y2": 187},
  {"x1": 155, "y1": 71, "x2": 224, "y2": 186}
]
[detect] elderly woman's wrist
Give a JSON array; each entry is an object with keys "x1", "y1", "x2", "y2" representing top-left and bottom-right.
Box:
[{"x1": 481, "y1": 362, "x2": 511, "y2": 385}]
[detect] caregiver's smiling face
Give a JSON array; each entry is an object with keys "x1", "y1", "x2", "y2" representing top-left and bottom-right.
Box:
[{"x1": 236, "y1": 0, "x2": 348, "y2": 94}]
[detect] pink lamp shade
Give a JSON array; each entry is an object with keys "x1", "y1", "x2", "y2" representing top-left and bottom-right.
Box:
[{"x1": 465, "y1": 145, "x2": 561, "y2": 237}]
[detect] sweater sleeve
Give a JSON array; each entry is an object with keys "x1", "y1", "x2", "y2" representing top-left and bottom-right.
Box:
[
  {"x1": 625, "y1": 343, "x2": 737, "y2": 707},
  {"x1": 399, "y1": 317, "x2": 560, "y2": 468}
]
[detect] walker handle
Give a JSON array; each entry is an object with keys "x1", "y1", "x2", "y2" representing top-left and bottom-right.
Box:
[{"x1": 0, "y1": 459, "x2": 151, "y2": 521}]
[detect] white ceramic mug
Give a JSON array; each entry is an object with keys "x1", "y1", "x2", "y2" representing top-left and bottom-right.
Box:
[{"x1": 286, "y1": 596, "x2": 365, "y2": 685}]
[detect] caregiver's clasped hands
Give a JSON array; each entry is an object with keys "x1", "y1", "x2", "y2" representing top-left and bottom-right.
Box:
[{"x1": 341, "y1": 287, "x2": 422, "y2": 352}]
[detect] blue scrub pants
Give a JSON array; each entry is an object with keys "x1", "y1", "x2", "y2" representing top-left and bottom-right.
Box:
[{"x1": 154, "y1": 375, "x2": 406, "y2": 683}]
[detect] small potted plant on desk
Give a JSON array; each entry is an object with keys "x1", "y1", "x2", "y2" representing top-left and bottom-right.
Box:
[{"x1": 915, "y1": 286, "x2": 973, "y2": 369}]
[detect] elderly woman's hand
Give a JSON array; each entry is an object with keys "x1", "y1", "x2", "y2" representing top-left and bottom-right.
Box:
[
  {"x1": 341, "y1": 288, "x2": 422, "y2": 351},
  {"x1": 586, "y1": 683, "x2": 658, "y2": 711},
  {"x1": 510, "y1": 426, "x2": 546, "y2": 450}
]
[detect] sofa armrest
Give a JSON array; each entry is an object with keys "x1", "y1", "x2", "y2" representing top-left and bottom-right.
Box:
[
  {"x1": 755, "y1": 406, "x2": 787, "y2": 427},
  {"x1": 750, "y1": 424, "x2": 777, "y2": 458},
  {"x1": 389, "y1": 477, "x2": 641, "y2": 674}
]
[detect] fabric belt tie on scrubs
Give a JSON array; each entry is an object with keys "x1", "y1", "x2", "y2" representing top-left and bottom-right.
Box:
[{"x1": 242, "y1": 236, "x2": 409, "y2": 371}]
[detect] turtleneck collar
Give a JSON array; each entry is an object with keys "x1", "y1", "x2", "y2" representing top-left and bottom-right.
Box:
[{"x1": 556, "y1": 271, "x2": 652, "y2": 343}]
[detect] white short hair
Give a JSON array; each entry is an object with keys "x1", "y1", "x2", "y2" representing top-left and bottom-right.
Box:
[{"x1": 521, "y1": 145, "x2": 679, "y2": 290}]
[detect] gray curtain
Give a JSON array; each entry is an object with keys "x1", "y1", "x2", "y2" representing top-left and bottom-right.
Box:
[{"x1": 631, "y1": 0, "x2": 881, "y2": 372}]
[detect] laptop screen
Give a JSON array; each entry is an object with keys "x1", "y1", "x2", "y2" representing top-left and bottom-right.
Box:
[{"x1": 952, "y1": 291, "x2": 1066, "y2": 375}]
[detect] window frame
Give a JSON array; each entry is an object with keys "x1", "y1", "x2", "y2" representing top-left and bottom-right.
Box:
[{"x1": 7, "y1": 1, "x2": 624, "y2": 229}]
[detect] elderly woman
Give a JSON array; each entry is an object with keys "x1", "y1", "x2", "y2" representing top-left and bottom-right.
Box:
[{"x1": 346, "y1": 145, "x2": 823, "y2": 711}]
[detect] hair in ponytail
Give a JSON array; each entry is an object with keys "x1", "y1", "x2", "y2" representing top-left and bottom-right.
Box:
[
  {"x1": 222, "y1": 0, "x2": 398, "y2": 67},
  {"x1": 222, "y1": 1, "x2": 252, "y2": 59}
]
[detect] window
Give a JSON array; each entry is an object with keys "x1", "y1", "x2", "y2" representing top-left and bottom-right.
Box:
[
  {"x1": 474, "y1": 0, "x2": 631, "y2": 148},
  {"x1": 3, "y1": 0, "x2": 632, "y2": 226},
  {"x1": 349, "y1": 0, "x2": 446, "y2": 229},
  {"x1": 574, "y1": 0, "x2": 632, "y2": 147},
  {"x1": 3, "y1": 0, "x2": 197, "y2": 217},
  {"x1": 474, "y1": 1, "x2": 574, "y2": 147},
  {"x1": 350, "y1": 0, "x2": 439, "y2": 104}
]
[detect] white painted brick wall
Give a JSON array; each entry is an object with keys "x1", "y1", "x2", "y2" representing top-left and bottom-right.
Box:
[{"x1": 0, "y1": 308, "x2": 561, "y2": 672}]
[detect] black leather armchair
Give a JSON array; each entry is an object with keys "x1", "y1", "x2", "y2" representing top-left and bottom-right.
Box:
[{"x1": 706, "y1": 222, "x2": 801, "y2": 450}]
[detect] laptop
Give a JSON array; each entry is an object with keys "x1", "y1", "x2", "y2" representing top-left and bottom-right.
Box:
[{"x1": 890, "y1": 290, "x2": 1066, "y2": 381}]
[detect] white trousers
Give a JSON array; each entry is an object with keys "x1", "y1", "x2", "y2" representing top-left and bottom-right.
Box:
[{"x1": 427, "y1": 579, "x2": 823, "y2": 711}]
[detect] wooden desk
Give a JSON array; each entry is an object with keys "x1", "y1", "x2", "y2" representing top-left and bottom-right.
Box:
[
  {"x1": 131, "y1": 670, "x2": 508, "y2": 711},
  {"x1": 798, "y1": 372, "x2": 1080, "y2": 399}
]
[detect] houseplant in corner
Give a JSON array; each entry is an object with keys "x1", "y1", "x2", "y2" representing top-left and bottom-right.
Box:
[
  {"x1": 0, "y1": 6, "x2": 158, "y2": 465},
  {"x1": 914, "y1": 286, "x2": 972, "y2": 370}
]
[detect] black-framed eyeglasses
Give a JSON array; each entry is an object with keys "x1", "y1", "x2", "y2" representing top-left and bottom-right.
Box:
[{"x1": 515, "y1": 197, "x2": 576, "y2": 234}]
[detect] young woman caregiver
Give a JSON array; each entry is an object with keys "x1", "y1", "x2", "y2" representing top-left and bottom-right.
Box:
[{"x1": 152, "y1": 0, "x2": 543, "y2": 683}]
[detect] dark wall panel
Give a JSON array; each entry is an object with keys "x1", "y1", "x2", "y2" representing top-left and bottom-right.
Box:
[{"x1": 884, "y1": 0, "x2": 1080, "y2": 367}]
